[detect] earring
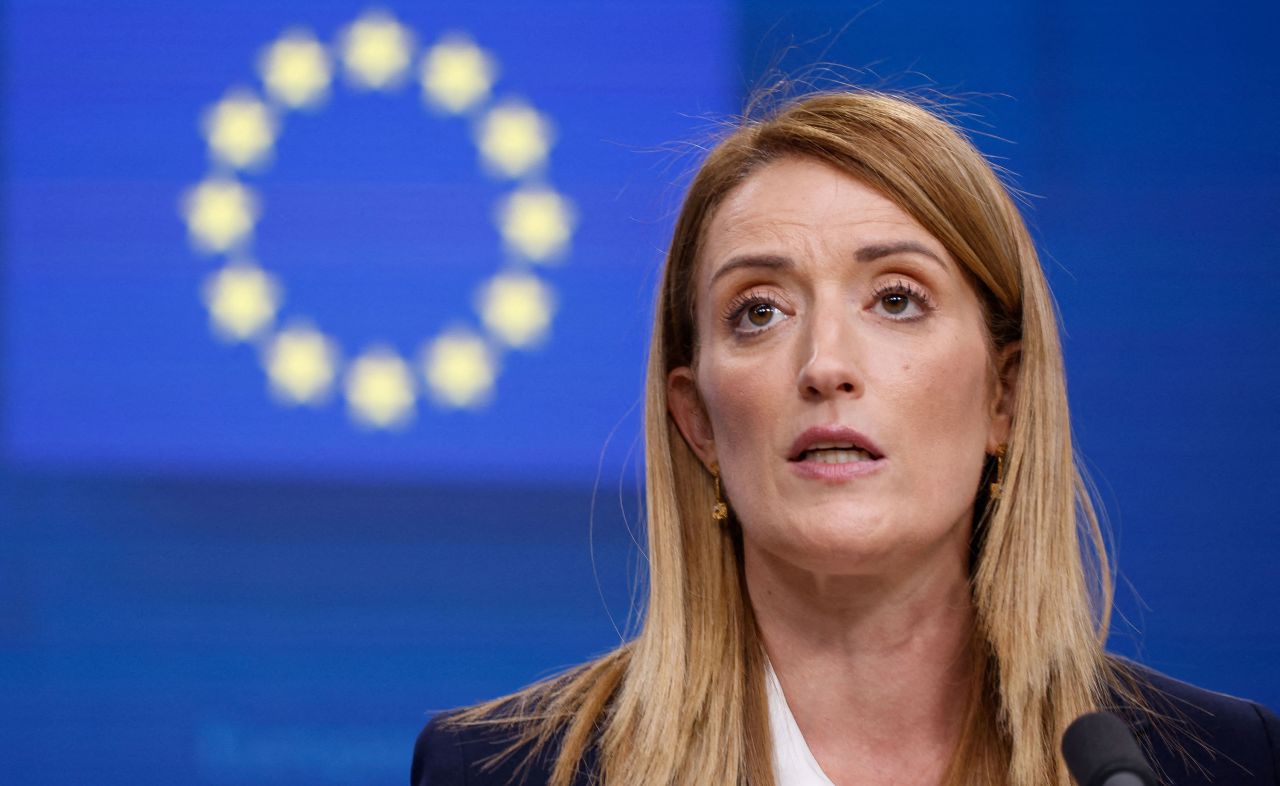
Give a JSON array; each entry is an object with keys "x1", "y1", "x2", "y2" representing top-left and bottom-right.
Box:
[
  {"x1": 711, "y1": 465, "x2": 729, "y2": 522},
  {"x1": 989, "y1": 444, "x2": 1008, "y2": 500}
]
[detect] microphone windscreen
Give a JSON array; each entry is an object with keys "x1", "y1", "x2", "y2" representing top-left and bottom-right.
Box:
[{"x1": 1061, "y1": 711, "x2": 1157, "y2": 786}]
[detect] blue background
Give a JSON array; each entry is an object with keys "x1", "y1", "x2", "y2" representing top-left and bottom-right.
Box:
[{"x1": 3, "y1": 1, "x2": 1278, "y2": 784}]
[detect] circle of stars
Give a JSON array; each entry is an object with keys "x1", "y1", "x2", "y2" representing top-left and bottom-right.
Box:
[{"x1": 179, "y1": 8, "x2": 574, "y2": 429}]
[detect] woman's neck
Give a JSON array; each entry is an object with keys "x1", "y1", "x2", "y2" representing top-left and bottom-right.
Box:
[{"x1": 745, "y1": 535, "x2": 976, "y2": 785}]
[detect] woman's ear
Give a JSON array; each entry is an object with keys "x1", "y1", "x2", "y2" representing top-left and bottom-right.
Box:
[
  {"x1": 987, "y1": 341, "x2": 1021, "y2": 451},
  {"x1": 667, "y1": 366, "x2": 718, "y2": 469}
]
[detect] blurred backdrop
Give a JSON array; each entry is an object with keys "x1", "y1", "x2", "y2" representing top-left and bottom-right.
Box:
[{"x1": 3, "y1": 1, "x2": 1277, "y2": 783}]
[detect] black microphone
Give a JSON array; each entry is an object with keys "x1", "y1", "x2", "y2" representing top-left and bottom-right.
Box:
[{"x1": 1061, "y1": 711, "x2": 1157, "y2": 786}]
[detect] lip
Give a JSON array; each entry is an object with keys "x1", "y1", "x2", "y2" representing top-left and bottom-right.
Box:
[
  {"x1": 787, "y1": 425, "x2": 885, "y2": 462},
  {"x1": 786, "y1": 425, "x2": 887, "y2": 483}
]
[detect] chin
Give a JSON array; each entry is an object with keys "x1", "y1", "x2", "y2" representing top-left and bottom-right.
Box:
[
  {"x1": 745, "y1": 506, "x2": 966, "y2": 578},
  {"x1": 751, "y1": 511, "x2": 902, "y2": 574}
]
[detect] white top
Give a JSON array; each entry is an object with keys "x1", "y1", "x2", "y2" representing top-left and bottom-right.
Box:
[{"x1": 766, "y1": 661, "x2": 837, "y2": 786}]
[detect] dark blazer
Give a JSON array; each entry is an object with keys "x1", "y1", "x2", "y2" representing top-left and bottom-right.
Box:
[{"x1": 412, "y1": 664, "x2": 1280, "y2": 785}]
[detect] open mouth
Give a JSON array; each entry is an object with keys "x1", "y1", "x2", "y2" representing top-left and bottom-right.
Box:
[
  {"x1": 787, "y1": 426, "x2": 886, "y2": 470},
  {"x1": 794, "y1": 443, "x2": 880, "y2": 464}
]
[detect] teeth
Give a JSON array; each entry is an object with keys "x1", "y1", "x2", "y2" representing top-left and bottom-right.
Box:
[{"x1": 805, "y1": 447, "x2": 873, "y2": 464}]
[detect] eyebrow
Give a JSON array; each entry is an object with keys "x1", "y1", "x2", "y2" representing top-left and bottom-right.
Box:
[
  {"x1": 709, "y1": 241, "x2": 947, "y2": 287},
  {"x1": 853, "y1": 241, "x2": 947, "y2": 268},
  {"x1": 708, "y1": 254, "x2": 792, "y2": 287}
]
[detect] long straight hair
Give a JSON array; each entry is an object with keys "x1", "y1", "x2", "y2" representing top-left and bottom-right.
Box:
[{"x1": 451, "y1": 90, "x2": 1127, "y2": 786}]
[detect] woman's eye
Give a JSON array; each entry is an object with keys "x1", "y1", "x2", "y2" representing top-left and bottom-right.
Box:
[
  {"x1": 872, "y1": 282, "x2": 932, "y2": 320},
  {"x1": 880, "y1": 293, "x2": 913, "y2": 316},
  {"x1": 733, "y1": 301, "x2": 786, "y2": 332}
]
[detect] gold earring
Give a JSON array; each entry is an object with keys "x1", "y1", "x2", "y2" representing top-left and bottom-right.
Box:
[
  {"x1": 711, "y1": 465, "x2": 729, "y2": 522},
  {"x1": 989, "y1": 444, "x2": 1007, "y2": 500}
]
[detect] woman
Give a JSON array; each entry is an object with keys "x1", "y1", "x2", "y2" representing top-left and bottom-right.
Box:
[{"x1": 412, "y1": 90, "x2": 1279, "y2": 785}]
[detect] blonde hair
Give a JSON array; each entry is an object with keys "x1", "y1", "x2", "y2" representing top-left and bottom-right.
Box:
[{"x1": 450, "y1": 89, "x2": 1126, "y2": 786}]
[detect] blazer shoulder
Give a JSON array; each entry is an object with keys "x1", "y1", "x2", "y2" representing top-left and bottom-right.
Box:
[
  {"x1": 1110, "y1": 659, "x2": 1280, "y2": 784},
  {"x1": 411, "y1": 708, "x2": 593, "y2": 786}
]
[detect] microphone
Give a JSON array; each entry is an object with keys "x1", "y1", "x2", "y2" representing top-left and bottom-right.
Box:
[{"x1": 1061, "y1": 711, "x2": 1157, "y2": 786}]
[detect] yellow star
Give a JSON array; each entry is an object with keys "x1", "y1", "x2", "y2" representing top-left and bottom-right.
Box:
[
  {"x1": 259, "y1": 28, "x2": 332, "y2": 109},
  {"x1": 181, "y1": 178, "x2": 259, "y2": 253},
  {"x1": 422, "y1": 331, "x2": 497, "y2": 408},
  {"x1": 477, "y1": 101, "x2": 553, "y2": 177},
  {"x1": 201, "y1": 262, "x2": 281, "y2": 342},
  {"x1": 420, "y1": 34, "x2": 497, "y2": 114},
  {"x1": 345, "y1": 347, "x2": 416, "y2": 428},
  {"x1": 262, "y1": 323, "x2": 340, "y2": 405},
  {"x1": 201, "y1": 89, "x2": 278, "y2": 169},
  {"x1": 339, "y1": 10, "x2": 414, "y2": 90},
  {"x1": 496, "y1": 187, "x2": 575, "y2": 261},
  {"x1": 478, "y1": 272, "x2": 556, "y2": 347}
]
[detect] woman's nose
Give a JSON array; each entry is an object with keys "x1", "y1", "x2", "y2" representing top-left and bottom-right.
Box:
[{"x1": 796, "y1": 307, "x2": 862, "y2": 400}]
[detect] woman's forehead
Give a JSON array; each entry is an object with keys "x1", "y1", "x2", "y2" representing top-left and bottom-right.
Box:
[{"x1": 700, "y1": 158, "x2": 952, "y2": 281}]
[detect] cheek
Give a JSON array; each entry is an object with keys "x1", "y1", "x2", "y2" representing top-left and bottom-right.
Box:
[
  {"x1": 699, "y1": 358, "x2": 776, "y2": 458},
  {"x1": 919, "y1": 355, "x2": 987, "y2": 422},
  {"x1": 886, "y1": 337, "x2": 992, "y2": 484}
]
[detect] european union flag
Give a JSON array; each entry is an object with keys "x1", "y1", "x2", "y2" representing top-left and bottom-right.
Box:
[{"x1": 6, "y1": 1, "x2": 735, "y2": 485}]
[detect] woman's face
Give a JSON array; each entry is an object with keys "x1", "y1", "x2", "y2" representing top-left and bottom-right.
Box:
[{"x1": 668, "y1": 156, "x2": 1016, "y2": 577}]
